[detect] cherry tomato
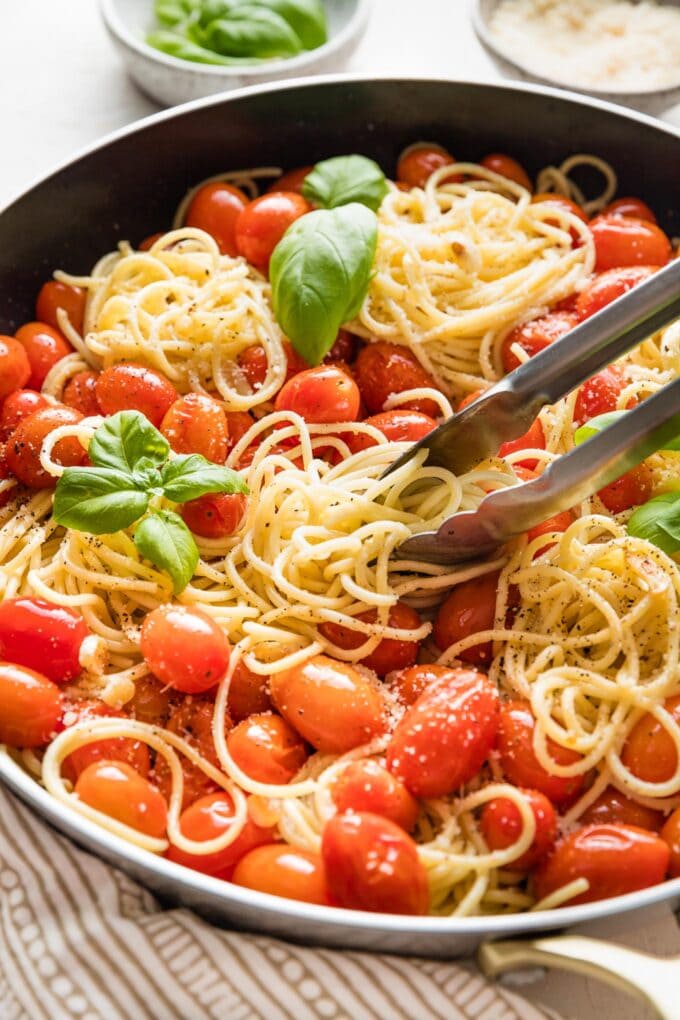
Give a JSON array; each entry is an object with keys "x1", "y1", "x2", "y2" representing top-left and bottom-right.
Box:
[
  {"x1": 225, "y1": 410, "x2": 254, "y2": 451},
  {"x1": 458, "y1": 388, "x2": 484, "y2": 412},
  {"x1": 0, "y1": 596, "x2": 89, "y2": 683},
  {"x1": 497, "y1": 701, "x2": 585, "y2": 807},
  {"x1": 235, "y1": 192, "x2": 311, "y2": 272},
  {"x1": 185, "y1": 182, "x2": 249, "y2": 256},
  {"x1": 581, "y1": 787, "x2": 663, "y2": 831},
  {"x1": 269, "y1": 654, "x2": 385, "y2": 754},
  {"x1": 166, "y1": 792, "x2": 275, "y2": 876},
  {"x1": 61, "y1": 700, "x2": 150, "y2": 784},
  {"x1": 590, "y1": 215, "x2": 672, "y2": 272},
  {"x1": 501, "y1": 312, "x2": 577, "y2": 373},
  {"x1": 573, "y1": 364, "x2": 629, "y2": 426},
  {"x1": 331, "y1": 759, "x2": 419, "y2": 832},
  {"x1": 36, "y1": 280, "x2": 86, "y2": 335},
  {"x1": 433, "y1": 570, "x2": 499, "y2": 665},
  {"x1": 153, "y1": 699, "x2": 222, "y2": 810},
  {"x1": 661, "y1": 809, "x2": 680, "y2": 878},
  {"x1": 226, "y1": 660, "x2": 273, "y2": 722},
  {"x1": 481, "y1": 153, "x2": 532, "y2": 190},
  {"x1": 0, "y1": 389, "x2": 48, "y2": 440},
  {"x1": 621, "y1": 696, "x2": 680, "y2": 784},
  {"x1": 345, "y1": 409, "x2": 437, "y2": 455},
  {"x1": 552, "y1": 293, "x2": 580, "y2": 315},
  {"x1": 526, "y1": 510, "x2": 574, "y2": 556},
  {"x1": 0, "y1": 449, "x2": 17, "y2": 508},
  {"x1": 62, "y1": 370, "x2": 100, "y2": 416},
  {"x1": 389, "y1": 663, "x2": 452, "y2": 707},
  {"x1": 15, "y1": 322, "x2": 72, "y2": 390},
  {"x1": 161, "y1": 393, "x2": 229, "y2": 463},
  {"x1": 267, "y1": 166, "x2": 313, "y2": 195},
  {"x1": 324, "y1": 329, "x2": 357, "y2": 364},
  {"x1": 75, "y1": 760, "x2": 167, "y2": 837},
  {"x1": 320, "y1": 601, "x2": 422, "y2": 676},
  {"x1": 533, "y1": 823, "x2": 670, "y2": 906},
  {"x1": 232, "y1": 844, "x2": 328, "y2": 904},
  {"x1": 139, "y1": 233, "x2": 164, "y2": 251},
  {"x1": 227, "y1": 712, "x2": 308, "y2": 784},
  {"x1": 95, "y1": 363, "x2": 177, "y2": 427},
  {"x1": 597, "y1": 462, "x2": 653, "y2": 513},
  {"x1": 602, "y1": 197, "x2": 657, "y2": 224},
  {"x1": 575, "y1": 265, "x2": 658, "y2": 321},
  {"x1": 531, "y1": 193, "x2": 589, "y2": 245},
  {"x1": 238, "y1": 340, "x2": 310, "y2": 393},
  {"x1": 126, "y1": 675, "x2": 173, "y2": 726},
  {"x1": 498, "y1": 417, "x2": 546, "y2": 470},
  {"x1": 355, "y1": 341, "x2": 441, "y2": 417},
  {"x1": 397, "y1": 143, "x2": 458, "y2": 188},
  {"x1": 481, "y1": 788, "x2": 557, "y2": 871},
  {"x1": 0, "y1": 661, "x2": 63, "y2": 747},
  {"x1": 322, "y1": 811, "x2": 429, "y2": 914},
  {"x1": 6, "y1": 405, "x2": 86, "y2": 489},
  {"x1": 181, "y1": 492, "x2": 247, "y2": 539},
  {"x1": 274, "y1": 365, "x2": 360, "y2": 424},
  {"x1": 140, "y1": 604, "x2": 230, "y2": 694},
  {"x1": 386, "y1": 668, "x2": 499, "y2": 798},
  {"x1": 0, "y1": 336, "x2": 31, "y2": 400}
]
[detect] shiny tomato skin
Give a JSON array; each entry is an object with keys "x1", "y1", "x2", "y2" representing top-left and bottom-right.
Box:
[
  {"x1": 433, "y1": 570, "x2": 500, "y2": 665},
  {"x1": 224, "y1": 410, "x2": 254, "y2": 450},
  {"x1": 0, "y1": 336, "x2": 31, "y2": 399},
  {"x1": 95, "y1": 363, "x2": 177, "y2": 427},
  {"x1": 527, "y1": 509, "x2": 574, "y2": 556},
  {"x1": 389, "y1": 663, "x2": 453, "y2": 707},
  {"x1": 0, "y1": 662, "x2": 63, "y2": 747},
  {"x1": 181, "y1": 492, "x2": 247, "y2": 539},
  {"x1": 0, "y1": 389, "x2": 48, "y2": 440},
  {"x1": 15, "y1": 322, "x2": 72, "y2": 390},
  {"x1": 531, "y1": 192, "x2": 589, "y2": 245},
  {"x1": 75, "y1": 760, "x2": 167, "y2": 837},
  {"x1": 621, "y1": 696, "x2": 680, "y2": 784},
  {"x1": 481, "y1": 153, "x2": 532, "y2": 190},
  {"x1": 602, "y1": 197, "x2": 657, "y2": 223},
  {"x1": 458, "y1": 388, "x2": 484, "y2": 411},
  {"x1": 320, "y1": 601, "x2": 422, "y2": 677},
  {"x1": 126, "y1": 675, "x2": 173, "y2": 726},
  {"x1": 590, "y1": 215, "x2": 672, "y2": 272},
  {"x1": 185, "y1": 182, "x2": 248, "y2": 257},
  {"x1": 0, "y1": 596, "x2": 88, "y2": 683},
  {"x1": 533, "y1": 824, "x2": 670, "y2": 906},
  {"x1": 36, "y1": 280, "x2": 86, "y2": 335},
  {"x1": 497, "y1": 702, "x2": 585, "y2": 807},
  {"x1": 581, "y1": 787, "x2": 663, "y2": 831},
  {"x1": 269, "y1": 654, "x2": 385, "y2": 754},
  {"x1": 61, "y1": 700, "x2": 151, "y2": 784},
  {"x1": 62, "y1": 370, "x2": 101, "y2": 416},
  {"x1": 397, "y1": 143, "x2": 458, "y2": 188},
  {"x1": 345, "y1": 409, "x2": 437, "y2": 454},
  {"x1": 6, "y1": 405, "x2": 86, "y2": 489},
  {"x1": 140, "y1": 604, "x2": 230, "y2": 694},
  {"x1": 153, "y1": 699, "x2": 223, "y2": 810},
  {"x1": 331, "y1": 760, "x2": 419, "y2": 832},
  {"x1": 661, "y1": 809, "x2": 680, "y2": 878},
  {"x1": 233, "y1": 844, "x2": 328, "y2": 904},
  {"x1": 235, "y1": 192, "x2": 310, "y2": 272},
  {"x1": 355, "y1": 342, "x2": 441, "y2": 417},
  {"x1": 161, "y1": 393, "x2": 229, "y2": 463},
  {"x1": 274, "y1": 365, "x2": 360, "y2": 424},
  {"x1": 501, "y1": 312, "x2": 577, "y2": 373},
  {"x1": 267, "y1": 166, "x2": 313, "y2": 195},
  {"x1": 139, "y1": 232, "x2": 164, "y2": 251},
  {"x1": 226, "y1": 660, "x2": 273, "y2": 722},
  {"x1": 227, "y1": 712, "x2": 308, "y2": 784},
  {"x1": 481, "y1": 788, "x2": 557, "y2": 871},
  {"x1": 575, "y1": 266, "x2": 658, "y2": 321},
  {"x1": 386, "y1": 668, "x2": 499, "y2": 798},
  {"x1": 322, "y1": 811, "x2": 429, "y2": 914},
  {"x1": 573, "y1": 365, "x2": 628, "y2": 426},
  {"x1": 166, "y1": 792, "x2": 275, "y2": 876},
  {"x1": 324, "y1": 329, "x2": 357, "y2": 364},
  {"x1": 597, "y1": 463, "x2": 653, "y2": 514},
  {"x1": 498, "y1": 417, "x2": 546, "y2": 470}
]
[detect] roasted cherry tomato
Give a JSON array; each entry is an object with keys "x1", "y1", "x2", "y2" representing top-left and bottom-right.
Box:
[
  {"x1": 602, "y1": 197, "x2": 657, "y2": 223},
  {"x1": 0, "y1": 336, "x2": 31, "y2": 400},
  {"x1": 139, "y1": 233, "x2": 164, "y2": 252},
  {"x1": 498, "y1": 417, "x2": 546, "y2": 470},
  {"x1": 61, "y1": 700, "x2": 150, "y2": 784},
  {"x1": 95, "y1": 362, "x2": 177, "y2": 427},
  {"x1": 661, "y1": 809, "x2": 680, "y2": 878},
  {"x1": 355, "y1": 341, "x2": 441, "y2": 417},
  {"x1": 6, "y1": 405, "x2": 86, "y2": 489},
  {"x1": 331, "y1": 759, "x2": 419, "y2": 832},
  {"x1": 597, "y1": 462, "x2": 653, "y2": 513},
  {"x1": 274, "y1": 364, "x2": 360, "y2": 424},
  {"x1": 161, "y1": 393, "x2": 229, "y2": 462},
  {"x1": 481, "y1": 153, "x2": 532, "y2": 190},
  {"x1": 533, "y1": 823, "x2": 670, "y2": 906},
  {"x1": 581, "y1": 787, "x2": 663, "y2": 831},
  {"x1": 526, "y1": 509, "x2": 574, "y2": 556},
  {"x1": 389, "y1": 663, "x2": 452, "y2": 707},
  {"x1": 269, "y1": 654, "x2": 385, "y2": 754},
  {"x1": 224, "y1": 410, "x2": 254, "y2": 451},
  {"x1": 575, "y1": 266, "x2": 658, "y2": 321},
  {"x1": 126, "y1": 675, "x2": 173, "y2": 726},
  {"x1": 433, "y1": 571, "x2": 499, "y2": 665},
  {"x1": 0, "y1": 661, "x2": 63, "y2": 747},
  {"x1": 232, "y1": 844, "x2": 328, "y2": 904},
  {"x1": 238, "y1": 340, "x2": 310, "y2": 392},
  {"x1": 320, "y1": 601, "x2": 422, "y2": 676},
  {"x1": 36, "y1": 280, "x2": 86, "y2": 335},
  {"x1": 226, "y1": 660, "x2": 273, "y2": 722},
  {"x1": 227, "y1": 712, "x2": 308, "y2": 784},
  {"x1": 15, "y1": 322, "x2": 72, "y2": 390},
  {"x1": 458, "y1": 388, "x2": 484, "y2": 412},
  {"x1": 531, "y1": 193, "x2": 589, "y2": 245},
  {"x1": 166, "y1": 792, "x2": 275, "y2": 876},
  {"x1": 0, "y1": 596, "x2": 89, "y2": 682},
  {"x1": 621, "y1": 696, "x2": 680, "y2": 784},
  {"x1": 397, "y1": 143, "x2": 458, "y2": 189},
  {"x1": 75, "y1": 760, "x2": 167, "y2": 838},
  {"x1": 235, "y1": 192, "x2": 310, "y2": 272},
  {"x1": 344, "y1": 409, "x2": 437, "y2": 455},
  {"x1": 481, "y1": 788, "x2": 556, "y2": 871},
  {"x1": 324, "y1": 329, "x2": 357, "y2": 364},
  {"x1": 573, "y1": 365, "x2": 629, "y2": 426},
  {"x1": 590, "y1": 214, "x2": 672, "y2": 272},
  {"x1": 140, "y1": 604, "x2": 230, "y2": 694},
  {"x1": 181, "y1": 492, "x2": 247, "y2": 539},
  {"x1": 386, "y1": 668, "x2": 499, "y2": 798},
  {"x1": 154, "y1": 699, "x2": 222, "y2": 810},
  {"x1": 62, "y1": 370, "x2": 101, "y2": 416},
  {"x1": 0, "y1": 389, "x2": 48, "y2": 440},
  {"x1": 497, "y1": 701, "x2": 585, "y2": 807},
  {"x1": 267, "y1": 166, "x2": 313, "y2": 195},
  {"x1": 501, "y1": 312, "x2": 577, "y2": 373},
  {"x1": 185, "y1": 181, "x2": 249, "y2": 256},
  {"x1": 322, "y1": 811, "x2": 429, "y2": 914}
]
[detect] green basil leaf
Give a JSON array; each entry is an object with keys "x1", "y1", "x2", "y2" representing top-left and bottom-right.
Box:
[
  {"x1": 254, "y1": 0, "x2": 327, "y2": 49},
  {"x1": 627, "y1": 492, "x2": 680, "y2": 556},
  {"x1": 88, "y1": 411, "x2": 170, "y2": 474},
  {"x1": 154, "y1": 0, "x2": 200, "y2": 27},
  {"x1": 134, "y1": 510, "x2": 199, "y2": 594},
  {"x1": 197, "y1": 0, "x2": 244, "y2": 27},
  {"x1": 574, "y1": 411, "x2": 628, "y2": 446},
  {"x1": 132, "y1": 458, "x2": 164, "y2": 492},
  {"x1": 161, "y1": 454, "x2": 249, "y2": 503},
  {"x1": 303, "y1": 155, "x2": 389, "y2": 212},
  {"x1": 201, "y1": 7, "x2": 302, "y2": 58},
  {"x1": 147, "y1": 29, "x2": 261, "y2": 65},
  {"x1": 270, "y1": 203, "x2": 377, "y2": 365},
  {"x1": 54, "y1": 468, "x2": 150, "y2": 535}
]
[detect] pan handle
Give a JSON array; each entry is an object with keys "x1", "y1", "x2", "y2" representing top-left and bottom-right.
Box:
[{"x1": 477, "y1": 935, "x2": 678, "y2": 1020}]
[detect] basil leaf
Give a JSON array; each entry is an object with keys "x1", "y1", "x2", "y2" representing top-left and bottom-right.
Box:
[
  {"x1": 134, "y1": 510, "x2": 199, "y2": 594},
  {"x1": 154, "y1": 0, "x2": 200, "y2": 27},
  {"x1": 201, "y1": 7, "x2": 303, "y2": 58},
  {"x1": 88, "y1": 411, "x2": 170, "y2": 474},
  {"x1": 161, "y1": 454, "x2": 249, "y2": 503},
  {"x1": 132, "y1": 457, "x2": 164, "y2": 492},
  {"x1": 147, "y1": 29, "x2": 261, "y2": 65},
  {"x1": 54, "y1": 468, "x2": 150, "y2": 535},
  {"x1": 197, "y1": 0, "x2": 244, "y2": 27},
  {"x1": 270, "y1": 203, "x2": 377, "y2": 365},
  {"x1": 255, "y1": 0, "x2": 327, "y2": 49},
  {"x1": 574, "y1": 411, "x2": 628, "y2": 446},
  {"x1": 303, "y1": 155, "x2": 388, "y2": 212},
  {"x1": 627, "y1": 492, "x2": 680, "y2": 556}
]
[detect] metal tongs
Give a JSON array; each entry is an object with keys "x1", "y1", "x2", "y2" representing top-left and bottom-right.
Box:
[{"x1": 385, "y1": 260, "x2": 680, "y2": 564}]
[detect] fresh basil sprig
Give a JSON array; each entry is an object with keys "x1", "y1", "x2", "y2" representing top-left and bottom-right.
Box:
[
  {"x1": 54, "y1": 411, "x2": 248, "y2": 593},
  {"x1": 627, "y1": 491, "x2": 680, "y2": 557},
  {"x1": 574, "y1": 410, "x2": 680, "y2": 451},
  {"x1": 302, "y1": 155, "x2": 389, "y2": 213}
]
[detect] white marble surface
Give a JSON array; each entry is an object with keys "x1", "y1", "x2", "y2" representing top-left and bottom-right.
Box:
[{"x1": 0, "y1": 2, "x2": 678, "y2": 1018}]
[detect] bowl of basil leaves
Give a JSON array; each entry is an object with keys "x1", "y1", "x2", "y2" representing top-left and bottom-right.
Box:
[{"x1": 100, "y1": 0, "x2": 370, "y2": 107}]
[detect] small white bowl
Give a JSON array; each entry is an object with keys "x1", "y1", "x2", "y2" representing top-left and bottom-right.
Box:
[{"x1": 100, "y1": 0, "x2": 370, "y2": 107}]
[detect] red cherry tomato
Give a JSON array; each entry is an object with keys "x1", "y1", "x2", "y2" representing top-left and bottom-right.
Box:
[
  {"x1": 331, "y1": 760, "x2": 419, "y2": 832},
  {"x1": 661, "y1": 809, "x2": 680, "y2": 878},
  {"x1": 0, "y1": 596, "x2": 89, "y2": 683},
  {"x1": 389, "y1": 663, "x2": 452, "y2": 707},
  {"x1": 5, "y1": 405, "x2": 86, "y2": 489},
  {"x1": 62, "y1": 370, "x2": 101, "y2": 416},
  {"x1": 95, "y1": 363, "x2": 177, "y2": 427},
  {"x1": 497, "y1": 701, "x2": 585, "y2": 807},
  {"x1": 397, "y1": 143, "x2": 459, "y2": 188},
  {"x1": 139, "y1": 233, "x2": 164, "y2": 252},
  {"x1": 573, "y1": 365, "x2": 629, "y2": 426},
  {"x1": 153, "y1": 699, "x2": 222, "y2": 810},
  {"x1": 322, "y1": 811, "x2": 429, "y2": 914},
  {"x1": 274, "y1": 365, "x2": 360, "y2": 424},
  {"x1": 0, "y1": 389, "x2": 48, "y2": 440},
  {"x1": 590, "y1": 215, "x2": 672, "y2": 272},
  {"x1": 232, "y1": 844, "x2": 328, "y2": 904},
  {"x1": 533, "y1": 823, "x2": 670, "y2": 906},
  {"x1": 602, "y1": 197, "x2": 657, "y2": 224},
  {"x1": 581, "y1": 787, "x2": 663, "y2": 831},
  {"x1": 575, "y1": 266, "x2": 659, "y2": 321},
  {"x1": 36, "y1": 280, "x2": 86, "y2": 335},
  {"x1": 355, "y1": 342, "x2": 442, "y2": 417},
  {"x1": 597, "y1": 463, "x2": 653, "y2": 513},
  {"x1": 324, "y1": 329, "x2": 357, "y2": 364},
  {"x1": 126, "y1": 675, "x2": 173, "y2": 726},
  {"x1": 15, "y1": 322, "x2": 72, "y2": 390},
  {"x1": 140, "y1": 604, "x2": 230, "y2": 694},
  {"x1": 621, "y1": 696, "x2": 680, "y2": 784},
  {"x1": 0, "y1": 336, "x2": 31, "y2": 400},
  {"x1": 267, "y1": 166, "x2": 313, "y2": 195},
  {"x1": 185, "y1": 182, "x2": 249, "y2": 256},
  {"x1": 552, "y1": 293, "x2": 580, "y2": 315},
  {"x1": 481, "y1": 153, "x2": 532, "y2": 190},
  {"x1": 498, "y1": 417, "x2": 546, "y2": 470},
  {"x1": 161, "y1": 393, "x2": 229, "y2": 462},
  {"x1": 433, "y1": 570, "x2": 500, "y2": 665},
  {"x1": 458, "y1": 388, "x2": 484, "y2": 411},
  {"x1": 526, "y1": 509, "x2": 574, "y2": 556},
  {"x1": 481, "y1": 788, "x2": 557, "y2": 871},
  {"x1": 181, "y1": 492, "x2": 247, "y2": 539},
  {"x1": 227, "y1": 712, "x2": 308, "y2": 784},
  {"x1": 238, "y1": 340, "x2": 310, "y2": 393},
  {"x1": 344, "y1": 409, "x2": 438, "y2": 454},
  {"x1": 235, "y1": 192, "x2": 311, "y2": 272},
  {"x1": 501, "y1": 312, "x2": 577, "y2": 373},
  {"x1": 166, "y1": 792, "x2": 274, "y2": 876},
  {"x1": 226, "y1": 660, "x2": 273, "y2": 722},
  {"x1": 269, "y1": 654, "x2": 385, "y2": 754},
  {"x1": 75, "y1": 760, "x2": 167, "y2": 837},
  {"x1": 0, "y1": 662, "x2": 63, "y2": 747},
  {"x1": 386, "y1": 668, "x2": 499, "y2": 798},
  {"x1": 531, "y1": 193, "x2": 589, "y2": 245},
  {"x1": 61, "y1": 700, "x2": 150, "y2": 784},
  {"x1": 319, "y1": 601, "x2": 422, "y2": 676},
  {"x1": 224, "y1": 410, "x2": 254, "y2": 451}
]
